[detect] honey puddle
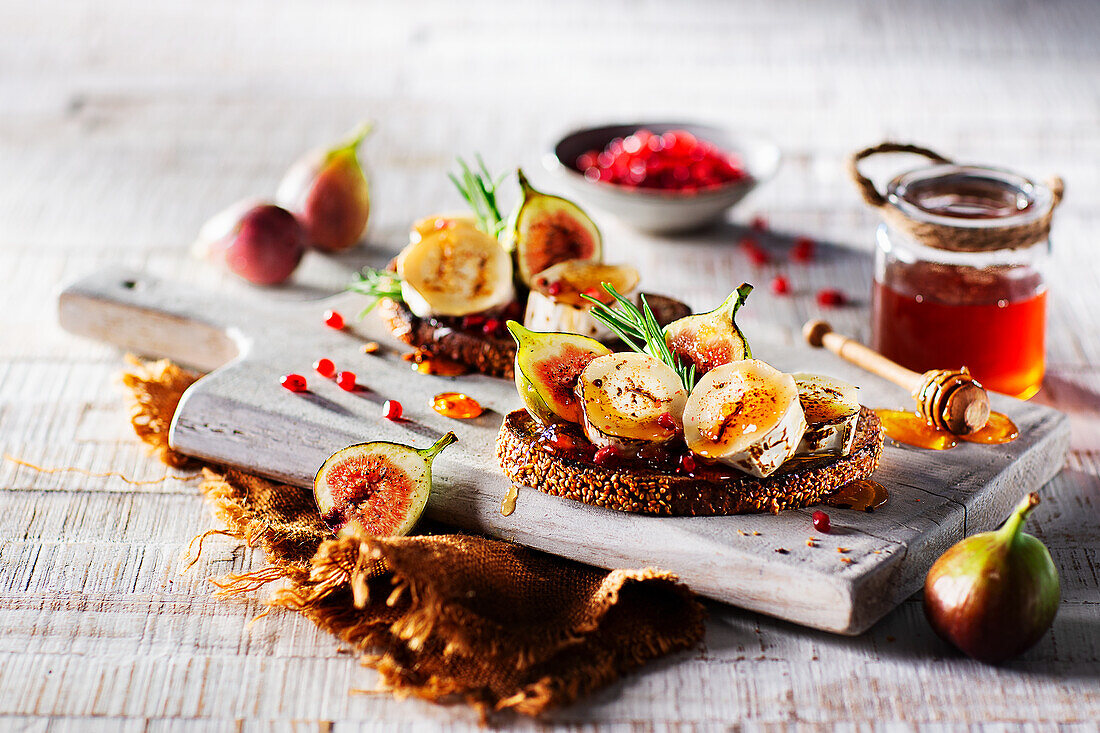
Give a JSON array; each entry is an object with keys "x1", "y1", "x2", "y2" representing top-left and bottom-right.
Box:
[
  {"x1": 501, "y1": 484, "x2": 519, "y2": 516},
  {"x1": 824, "y1": 479, "x2": 889, "y2": 512},
  {"x1": 874, "y1": 409, "x2": 1018, "y2": 450},
  {"x1": 431, "y1": 392, "x2": 483, "y2": 419}
]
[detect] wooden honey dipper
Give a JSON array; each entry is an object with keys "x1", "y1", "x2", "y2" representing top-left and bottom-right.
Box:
[{"x1": 802, "y1": 320, "x2": 991, "y2": 435}]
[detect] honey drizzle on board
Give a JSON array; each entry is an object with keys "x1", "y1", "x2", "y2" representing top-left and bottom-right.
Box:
[
  {"x1": 824, "y1": 479, "x2": 889, "y2": 512},
  {"x1": 874, "y1": 408, "x2": 1019, "y2": 450},
  {"x1": 501, "y1": 484, "x2": 519, "y2": 516},
  {"x1": 431, "y1": 392, "x2": 483, "y2": 419},
  {"x1": 875, "y1": 409, "x2": 958, "y2": 450}
]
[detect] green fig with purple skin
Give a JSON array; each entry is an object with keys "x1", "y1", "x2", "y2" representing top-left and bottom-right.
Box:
[
  {"x1": 277, "y1": 122, "x2": 372, "y2": 252},
  {"x1": 924, "y1": 492, "x2": 1060, "y2": 663}
]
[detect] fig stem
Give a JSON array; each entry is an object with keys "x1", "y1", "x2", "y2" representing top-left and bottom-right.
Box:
[
  {"x1": 506, "y1": 319, "x2": 530, "y2": 345},
  {"x1": 516, "y1": 168, "x2": 535, "y2": 194},
  {"x1": 336, "y1": 121, "x2": 375, "y2": 154},
  {"x1": 997, "y1": 492, "x2": 1041, "y2": 547},
  {"x1": 420, "y1": 431, "x2": 458, "y2": 463}
]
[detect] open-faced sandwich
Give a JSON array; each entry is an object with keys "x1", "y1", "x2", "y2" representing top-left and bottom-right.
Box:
[
  {"x1": 497, "y1": 284, "x2": 886, "y2": 515},
  {"x1": 349, "y1": 160, "x2": 689, "y2": 377}
]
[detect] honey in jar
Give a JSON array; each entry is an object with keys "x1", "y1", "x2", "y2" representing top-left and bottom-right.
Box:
[{"x1": 853, "y1": 145, "x2": 1062, "y2": 399}]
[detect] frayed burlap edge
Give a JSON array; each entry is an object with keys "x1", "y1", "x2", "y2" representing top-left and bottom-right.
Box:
[
  {"x1": 121, "y1": 356, "x2": 707, "y2": 719},
  {"x1": 121, "y1": 356, "x2": 200, "y2": 469}
]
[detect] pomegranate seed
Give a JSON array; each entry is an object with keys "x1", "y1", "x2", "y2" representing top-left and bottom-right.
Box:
[
  {"x1": 750, "y1": 215, "x2": 768, "y2": 231},
  {"x1": 313, "y1": 358, "x2": 336, "y2": 378},
  {"x1": 547, "y1": 281, "x2": 563, "y2": 296},
  {"x1": 336, "y1": 371, "x2": 357, "y2": 391},
  {"x1": 680, "y1": 453, "x2": 696, "y2": 473},
  {"x1": 576, "y1": 152, "x2": 598, "y2": 170},
  {"x1": 324, "y1": 310, "x2": 345, "y2": 329},
  {"x1": 816, "y1": 289, "x2": 846, "y2": 307},
  {"x1": 812, "y1": 510, "x2": 831, "y2": 533},
  {"x1": 280, "y1": 373, "x2": 307, "y2": 392},
  {"x1": 593, "y1": 446, "x2": 620, "y2": 465},
  {"x1": 770, "y1": 275, "x2": 790, "y2": 295},
  {"x1": 791, "y1": 237, "x2": 816, "y2": 263},
  {"x1": 583, "y1": 286, "x2": 603, "y2": 300},
  {"x1": 656, "y1": 412, "x2": 678, "y2": 431},
  {"x1": 482, "y1": 318, "x2": 501, "y2": 335},
  {"x1": 739, "y1": 236, "x2": 759, "y2": 251},
  {"x1": 462, "y1": 314, "x2": 485, "y2": 329},
  {"x1": 748, "y1": 247, "x2": 770, "y2": 266},
  {"x1": 382, "y1": 399, "x2": 402, "y2": 420}
]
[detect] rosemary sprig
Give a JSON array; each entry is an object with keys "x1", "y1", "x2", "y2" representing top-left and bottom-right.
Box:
[
  {"x1": 448, "y1": 154, "x2": 507, "y2": 239},
  {"x1": 347, "y1": 267, "x2": 404, "y2": 317},
  {"x1": 583, "y1": 284, "x2": 697, "y2": 392}
]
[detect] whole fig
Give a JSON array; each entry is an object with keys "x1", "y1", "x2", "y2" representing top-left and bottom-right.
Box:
[
  {"x1": 277, "y1": 122, "x2": 372, "y2": 252},
  {"x1": 924, "y1": 492, "x2": 1060, "y2": 663},
  {"x1": 195, "y1": 200, "x2": 306, "y2": 285}
]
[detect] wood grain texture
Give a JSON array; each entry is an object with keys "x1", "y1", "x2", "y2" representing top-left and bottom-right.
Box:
[{"x1": 2, "y1": 0, "x2": 1098, "y2": 727}]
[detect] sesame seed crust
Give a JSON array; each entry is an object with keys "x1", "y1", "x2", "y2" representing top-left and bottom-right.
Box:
[{"x1": 496, "y1": 407, "x2": 885, "y2": 516}]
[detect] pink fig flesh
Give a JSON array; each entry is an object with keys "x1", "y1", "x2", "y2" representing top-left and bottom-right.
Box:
[
  {"x1": 923, "y1": 492, "x2": 1060, "y2": 663},
  {"x1": 220, "y1": 204, "x2": 306, "y2": 285},
  {"x1": 278, "y1": 123, "x2": 371, "y2": 252}
]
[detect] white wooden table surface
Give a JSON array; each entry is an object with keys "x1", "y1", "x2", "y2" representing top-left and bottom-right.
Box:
[{"x1": 1, "y1": 1, "x2": 1098, "y2": 729}]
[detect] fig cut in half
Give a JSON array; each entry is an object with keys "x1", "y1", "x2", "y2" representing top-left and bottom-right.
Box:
[
  {"x1": 664, "y1": 283, "x2": 753, "y2": 376},
  {"x1": 314, "y1": 432, "x2": 457, "y2": 539},
  {"x1": 508, "y1": 170, "x2": 602, "y2": 287},
  {"x1": 508, "y1": 321, "x2": 611, "y2": 425}
]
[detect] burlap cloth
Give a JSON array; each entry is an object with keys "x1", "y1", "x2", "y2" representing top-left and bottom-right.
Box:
[{"x1": 122, "y1": 357, "x2": 706, "y2": 719}]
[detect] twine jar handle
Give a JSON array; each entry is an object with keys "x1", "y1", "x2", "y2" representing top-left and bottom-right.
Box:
[
  {"x1": 848, "y1": 142, "x2": 953, "y2": 208},
  {"x1": 1048, "y1": 176, "x2": 1065, "y2": 208}
]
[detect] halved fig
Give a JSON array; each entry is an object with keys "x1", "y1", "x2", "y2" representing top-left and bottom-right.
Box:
[
  {"x1": 508, "y1": 321, "x2": 611, "y2": 425},
  {"x1": 507, "y1": 170, "x2": 602, "y2": 287},
  {"x1": 664, "y1": 283, "x2": 753, "y2": 376},
  {"x1": 525, "y1": 260, "x2": 640, "y2": 339},
  {"x1": 314, "y1": 432, "x2": 457, "y2": 539},
  {"x1": 577, "y1": 352, "x2": 687, "y2": 450}
]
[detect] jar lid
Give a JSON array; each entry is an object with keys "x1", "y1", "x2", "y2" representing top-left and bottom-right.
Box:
[{"x1": 850, "y1": 143, "x2": 1064, "y2": 252}]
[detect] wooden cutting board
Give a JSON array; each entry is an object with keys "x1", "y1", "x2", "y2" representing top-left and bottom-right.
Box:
[{"x1": 59, "y1": 267, "x2": 1070, "y2": 635}]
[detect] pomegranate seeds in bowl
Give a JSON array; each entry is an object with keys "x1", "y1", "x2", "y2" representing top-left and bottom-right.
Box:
[
  {"x1": 575, "y1": 128, "x2": 749, "y2": 193},
  {"x1": 548, "y1": 122, "x2": 779, "y2": 232}
]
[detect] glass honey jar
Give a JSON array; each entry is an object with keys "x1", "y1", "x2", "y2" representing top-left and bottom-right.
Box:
[{"x1": 851, "y1": 144, "x2": 1063, "y2": 399}]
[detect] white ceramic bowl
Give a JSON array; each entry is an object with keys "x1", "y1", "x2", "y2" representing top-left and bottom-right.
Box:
[{"x1": 544, "y1": 122, "x2": 780, "y2": 234}]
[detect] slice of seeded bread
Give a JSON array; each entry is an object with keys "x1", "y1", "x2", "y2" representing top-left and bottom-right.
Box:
[{"x1": 496, "y1": 407, "x2": 885, "y2": 516}]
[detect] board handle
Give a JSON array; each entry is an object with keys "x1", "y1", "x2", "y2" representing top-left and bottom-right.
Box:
[{"x1": 59, "y1": 268, "x2": 259, "y2": 371}]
